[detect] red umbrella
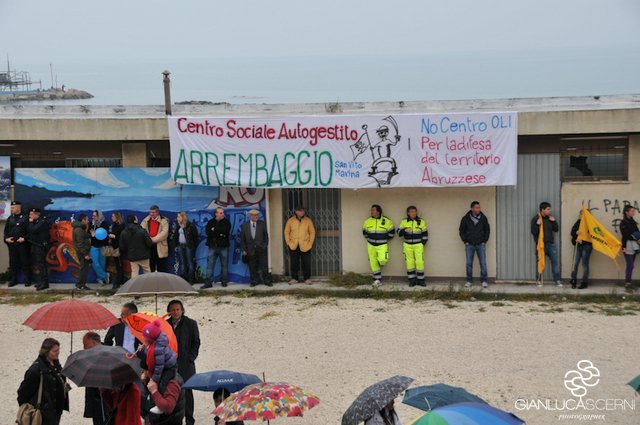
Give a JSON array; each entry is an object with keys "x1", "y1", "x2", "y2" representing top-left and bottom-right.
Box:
[{"x1": 24, "y1": 299, "x2": 119, "y2": 353}]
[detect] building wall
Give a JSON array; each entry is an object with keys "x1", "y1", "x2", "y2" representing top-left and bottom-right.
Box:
[
  {"x1": 560, "y1": 135, "x2": 640, "y2": 281},
  {"x1": 0, "y1": 222, "x2": 6, "y2": 273},
  {"x1": 340, "y1": 187, "x2": 497, "y2": 280}
]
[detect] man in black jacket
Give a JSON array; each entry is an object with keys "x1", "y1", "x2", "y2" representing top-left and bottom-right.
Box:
[
  {"x1": 104, "y1": 302, "x2": 140, "y2": 353},
  {"x1": 4, "y1": 201, "x2": 31, "y2": 287},
  {"x1": 203, "y1": 207, "x2": 232, "y2": 288},
  {"x1": 27, "y1": 208, "x2": 50, "y2": 291},
  {"x1": 459, "y1": 201, "x2": 490, "y2": 288},
  {"x1": 119, "y1": 215, "x2": 153, "y2": 279},
  {"x1": 531, "y1": 201, "x2": 562, "y2": 287},
  {"x1": 166, "y1": 299, "x2": 200, "y2": 425},
  {"x1": 570, "y1": 210, "x2": 593, "y2": 289}
]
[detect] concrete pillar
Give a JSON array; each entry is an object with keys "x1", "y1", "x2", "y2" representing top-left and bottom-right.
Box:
[{"x1": 122, "y1": 143, "x2": 148, "y2": 167}]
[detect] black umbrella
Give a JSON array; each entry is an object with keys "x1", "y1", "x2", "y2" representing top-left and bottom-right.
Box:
[
  {"x1": 342, "y1": 375, "x2": 414, "y2": 425},
  {"x1": 62, "y1": 346, "x2": 142, "y2": 389},
  {"x1": 115, "y1": 272, "x2": 197, "y2": 313}
]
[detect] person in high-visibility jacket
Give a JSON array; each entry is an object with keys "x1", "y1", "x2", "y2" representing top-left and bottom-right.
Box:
[
  {"x1": 362, "y1": 204, "x2": 395, "y2": 287},
  {"x1": 398, "y1": 205, "x2": 429, "y2": 287}
]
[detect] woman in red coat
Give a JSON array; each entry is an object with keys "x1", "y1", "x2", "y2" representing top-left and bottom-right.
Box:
[{"x1": 101, "y1": 383, "x2": 142, "y2": 425}]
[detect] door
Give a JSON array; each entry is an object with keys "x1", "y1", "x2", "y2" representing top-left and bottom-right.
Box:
[
  {"x1": 496, "y1": 154, "x2": 561, "y2": 281},
  {"x1": 282, "y1": 188, "x2": 342, "y2": 276}
]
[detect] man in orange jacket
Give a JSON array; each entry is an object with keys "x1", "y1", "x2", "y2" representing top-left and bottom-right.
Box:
[{"x1": 284, "y1": 205, "x2": 316, "y2": 284}]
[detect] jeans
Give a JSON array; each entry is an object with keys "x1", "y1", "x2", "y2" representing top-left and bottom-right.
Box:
[
  {"x1": 625, "y1": 251, "x2": 638, "y2": 282},
  {"x1": 535, "y1": 242, "x2": 561, "y2": 282},
  {"x1": 290, "y1": 248, "x2": 311, "y2": 281},
  {"x1": 90, "y1": 246, "x2": 107, "y2": 280},
  {"x1": 176, "y1": 245, "x2": 194, "y2": 283},
  {"x1": 571, "y1": 244, "x2": 592, "y2": 283},
  {"x1": 207, "y1": 247, "x2": 229, "y2": 283},
  {"x1": 465, "y1": 243, "x2": 488, "y2": 283}
]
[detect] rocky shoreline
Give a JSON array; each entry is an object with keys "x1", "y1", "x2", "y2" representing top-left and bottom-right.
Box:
[{"x1": 0, "y1": 88, "x2": 93, "y2": 102}]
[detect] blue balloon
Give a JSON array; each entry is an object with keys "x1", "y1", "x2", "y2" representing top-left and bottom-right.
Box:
[{"x1": 95, "y1": 227, "x2": 108, "y2": 241}]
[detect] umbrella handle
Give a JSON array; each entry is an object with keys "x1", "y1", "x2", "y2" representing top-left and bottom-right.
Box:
[
  {"x1": 125, "y1": 345, "x2": 143, "y2": 360},
  {"x1": 423, "y1": 397, "x2": 432, "y2": 411}
]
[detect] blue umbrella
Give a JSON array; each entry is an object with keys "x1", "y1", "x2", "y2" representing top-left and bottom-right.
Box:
[
  {"x1": 408, "y1": 402, "x2": 525, "y2": 425},
  {"x1": 183, "y1": 370, "x2": 262, "y2": 392},
  {"x1": 403, "y1": 384, "x2": 486, "y2": 411}
]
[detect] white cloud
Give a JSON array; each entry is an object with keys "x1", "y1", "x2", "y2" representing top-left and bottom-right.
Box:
[
  {"x1": 141, "y1": 168, "x2": 169, "y2": 177},
  {"x1": 153, "y1": 178, "x2": 180, "y2": 190},
  {"x1": 73, "y1": 169, "x2": 129, "y2": 188},
  {"x1": 16, "y1": 169, "x2": 71, "y2": 187}
]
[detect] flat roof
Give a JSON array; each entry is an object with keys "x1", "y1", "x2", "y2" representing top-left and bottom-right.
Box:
[{"x1": 1, "y1": 94, "x2": 640, "y2": 119}]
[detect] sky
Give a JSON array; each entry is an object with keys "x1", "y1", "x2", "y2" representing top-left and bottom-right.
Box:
[{"x1": 1, "y1": 0, "x2": 639, "y2": 103}]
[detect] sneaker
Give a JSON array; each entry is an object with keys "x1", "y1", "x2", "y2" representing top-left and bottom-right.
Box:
[
  {"x1": 481, "y1": 282, "x2": 488, "y2": 288},
  {"x1": 536, "y1": 281, "x2": 542, "y2": 287},
  {"x1": 555, "y1": 281, "x2": 563, "y2": 288},
  {"x1": 105, "y1": 274, "x2": 110, "y2": 284},
  {"x1": 97, "y1": 279, "x2": 107, "y2": 286},
  {"x1": 464, "y1": 282, "x2": 472, "y2": 288},
  {"x1": 372, "y1": 279, "x2": 382, "y2": 288}
]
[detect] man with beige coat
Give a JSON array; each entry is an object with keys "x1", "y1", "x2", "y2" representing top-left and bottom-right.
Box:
[
  {"x1": 141, "y1": 204, "x2": 170, "y2": 273},
  {"x1": 284, "y1": 205, "x2": 316, "y2": 283}
]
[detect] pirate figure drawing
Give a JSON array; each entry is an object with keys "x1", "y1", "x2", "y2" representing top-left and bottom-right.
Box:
[{"x1": 350, "y1": 116, "x2": 401, "y2": 187}]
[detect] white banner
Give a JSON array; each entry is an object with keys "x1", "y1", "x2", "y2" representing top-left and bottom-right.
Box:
[{"x1": 169, "y1": 112, "x2": 517, "y2": 188}]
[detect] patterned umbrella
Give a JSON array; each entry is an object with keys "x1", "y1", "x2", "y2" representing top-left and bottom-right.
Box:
[
  {"x1": 406, "y1": 402, "x2": 525, "y2": 425},
  {"x1": 62, "y1": 345, "x2": 142, "y2": 389},
  {"x1": 115, "y1": 272, "x2": 197, "y2": 313},
  {"x1": 23, "y1": 299, "x2": 120, "y2": 352},
  {"x1": 342, "y1": 375, "x2": 414, "y2": 425},
  {"x1": 403, "y1": 384, "x2": 486, "y2": 411},
  {"x1": 212, "y1": 382, "x2": 320, "y2": 421}
]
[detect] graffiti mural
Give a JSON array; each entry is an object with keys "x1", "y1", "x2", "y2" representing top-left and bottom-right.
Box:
[{"x1": 14, "y1": 168, "x2": 265, "y2": 284}]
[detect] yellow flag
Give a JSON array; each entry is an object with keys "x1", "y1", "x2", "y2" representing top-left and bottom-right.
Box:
[
  {"x1": 537, "y1": 213, "x2": 545, "y2": 274},
  {"x1": 577, "y1": 207, "x2": 622, "y2": 260}
]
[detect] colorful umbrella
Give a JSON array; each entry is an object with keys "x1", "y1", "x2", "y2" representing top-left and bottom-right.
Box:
[
  {"x1": 403, "y1": 384, "x2": 486, "y2": 411},
  {"x1": 123, "y1": 312, "x2": 178, "y2": 355},
  {"x1": 406, "y1": 402, "x2": 525, "y2": 425},
  {"x1": 23, "y1": 299, "x2": 120, "y2": 352},
  {"x1": 342, "y1": 375, "x2": 414, "y2": 425},
  {"x1": 212, "y1": 382, "x2": 320, "y2": 421},
  {"x1": 115, "y1": 272, "x2": 197, "y2": 313},
  {"x1": 62, "y1": 345, "x2": 142, "y2": 389},
  {"x1": 184, "y1": 370, "x2": 262, "y2": 392},
  {"x1": 628, "y1": 374, "x2": 640, "y2": 394}
]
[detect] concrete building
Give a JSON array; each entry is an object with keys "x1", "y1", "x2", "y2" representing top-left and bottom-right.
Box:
[{"x1": 1, "y1": 94, "x2": 640, "y2": 284}]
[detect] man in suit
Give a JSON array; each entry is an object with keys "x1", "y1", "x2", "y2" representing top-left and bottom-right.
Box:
[
  {"x1": 166, "y1": 299, "x2": 200, "y2": 425},
  {"x1": 104, "y1": 302, "x2": 140, "y2": 353},
  {"x1": 241, "y1": 209, "x2": 271, "y2": 287}
]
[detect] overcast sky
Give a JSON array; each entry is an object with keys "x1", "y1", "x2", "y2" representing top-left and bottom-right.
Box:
[{"x1": 2, "y1": 0, "x2": 640, "y2": 62}]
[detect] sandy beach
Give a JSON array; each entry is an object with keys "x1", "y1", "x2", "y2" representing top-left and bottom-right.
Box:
[{"x1": 2, "y1": 294, "x2": 638, "y2": 424}]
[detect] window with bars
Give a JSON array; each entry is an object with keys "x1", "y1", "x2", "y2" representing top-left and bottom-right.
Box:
[{"x1": 560, "y1": 137, "x2": 628, "y2": 182}]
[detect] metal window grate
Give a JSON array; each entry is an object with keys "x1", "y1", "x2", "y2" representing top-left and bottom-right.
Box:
[
  {"x1": 560, "y1": 137, "x2": 628, "y2": 182},
  {"x1": 65, "y1": 158, "x2": 122, "y2": 168}
]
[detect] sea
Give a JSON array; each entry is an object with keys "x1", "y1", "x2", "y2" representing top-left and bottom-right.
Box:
[{"x1": 11, "y1": 47, "x2": 640, "y2": 106}]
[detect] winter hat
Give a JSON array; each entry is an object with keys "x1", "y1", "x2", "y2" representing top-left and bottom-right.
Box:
[{"x1": 142, "y1": 320, "x2": 163, "y2": 342}]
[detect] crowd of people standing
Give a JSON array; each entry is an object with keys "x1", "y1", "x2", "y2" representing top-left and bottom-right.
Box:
[{"x1": 4, "y1": 199, "x2": 640, "y2": 290}]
